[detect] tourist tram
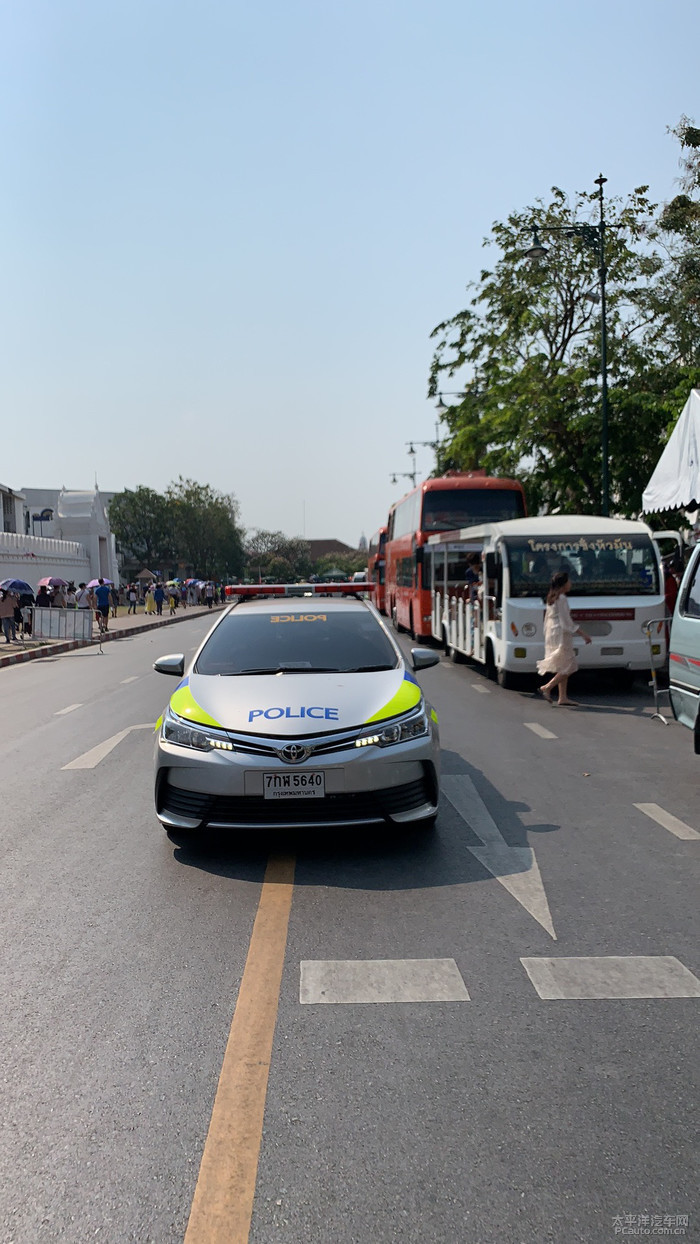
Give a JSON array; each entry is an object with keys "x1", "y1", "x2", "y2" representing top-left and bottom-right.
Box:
[{"x1": 425, "y1": 516, "x2": 667, "y2": 687}]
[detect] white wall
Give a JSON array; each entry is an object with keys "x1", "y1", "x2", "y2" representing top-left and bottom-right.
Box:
[{"x1": 0, "y1": 532, "x2": 91, "y2": 589}]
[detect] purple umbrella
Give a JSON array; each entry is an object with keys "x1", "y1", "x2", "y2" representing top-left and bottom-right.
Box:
[
  {"x1": 38, "y1": 576, "x2": 69, "y2": 588},
  {"x1": 87, "y1": 578, "x2": 113, "y2": 587}
]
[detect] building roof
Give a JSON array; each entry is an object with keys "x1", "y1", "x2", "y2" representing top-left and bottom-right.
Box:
[{"x1": 306, "y1": 539, "x2": 358, "y2": 559}]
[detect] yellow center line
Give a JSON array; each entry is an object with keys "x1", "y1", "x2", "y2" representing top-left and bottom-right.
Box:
[{"x1": 184, "y1": 854, "x2": 296, "y2": 1244}]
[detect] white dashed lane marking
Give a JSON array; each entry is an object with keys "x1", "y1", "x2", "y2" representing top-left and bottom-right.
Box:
[
  {"x1": 521, "y1": 956, "x2": 700, "y2": 1000},
  {"x1": 471, "y1": 684, "x2": 490, "y2": 694},
  {"x1": 62, "y1": 724, "x2": 153, "y2": 769},
  {"x1": 120, "y1": 676, "x2": 139, "y2": 684},
  {"x1": 524, "y1": 721, "x2": 557, "y2": 740},
  {"x1": 634, "y1": 803, "x2": 700, "y2": 841},
  {"x1": 300, "y1": 959, "x2": 470, "y2": 1004},
  {"x1": 55, "y1": 703, "x2": 83, "y2": 716}
]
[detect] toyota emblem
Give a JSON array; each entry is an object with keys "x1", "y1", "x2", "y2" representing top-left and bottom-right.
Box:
[{"x1": 279, "y1": 744, "x2": 310, "y2": 764}]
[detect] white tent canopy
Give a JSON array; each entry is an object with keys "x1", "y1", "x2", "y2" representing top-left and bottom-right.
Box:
[{"x1": 642, "y1": 389, "x2": 700, "y2": 513}]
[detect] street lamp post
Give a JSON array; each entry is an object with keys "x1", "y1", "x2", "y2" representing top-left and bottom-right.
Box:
[
  {"x1": 525, "y1": 174, "x2": 611, "y2": 516},
  {"x1": 390, "y1": 470, "x2": 417, "y2": 488}
]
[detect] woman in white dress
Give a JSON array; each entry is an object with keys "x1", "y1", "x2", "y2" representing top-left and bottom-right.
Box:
[{"x1": 537, "y1": 571, "x2": 591, "y2": 705}]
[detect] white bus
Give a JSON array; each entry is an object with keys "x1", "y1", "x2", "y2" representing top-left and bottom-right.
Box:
[{"x1": 425, "y1": 516, "x2": 666, "y2": 688}]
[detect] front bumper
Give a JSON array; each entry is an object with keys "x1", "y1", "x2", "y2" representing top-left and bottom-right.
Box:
[{"x1": 155, "y1": 723, "x2": 440, "y2": 830}]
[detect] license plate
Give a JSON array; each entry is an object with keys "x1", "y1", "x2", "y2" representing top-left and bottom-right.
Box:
[{"x1": 263, "y1": 771, "x2": 326, "y2": 800}]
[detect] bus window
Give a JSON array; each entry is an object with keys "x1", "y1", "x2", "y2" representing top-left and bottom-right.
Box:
[{"x1": 422, "y1": 487, "x2": 525, "y2": 532}]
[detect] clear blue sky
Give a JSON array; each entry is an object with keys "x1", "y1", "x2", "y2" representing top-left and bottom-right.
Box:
[{"x1": 1, "y1": 0, "x2": 697, "y2": 546}]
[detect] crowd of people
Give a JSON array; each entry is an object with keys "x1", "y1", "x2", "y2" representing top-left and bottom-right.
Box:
[{"x1": 0, "y1": 576, "x2": 225, "y2": 644}]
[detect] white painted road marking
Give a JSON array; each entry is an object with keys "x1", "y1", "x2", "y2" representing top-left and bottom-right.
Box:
[
  {"x1": 521, "y1": 956, "x2": 700, "y2": 1000},
  {"x1": 524, "y1": 721, "x2": 557, "y2": 740},
  {"x1": 55, "y1": 703, "x2": 83, "y2": 716},
  {"x1": 471, "y1": 684, "x2": 490, "y2": 694},
  {"x1": 634, "y1": 803, "x2": 700, "y2": 841},
  {"x1": 300, "y1": 959, "x2": 470, "y2": 1004},
  {"x1": 120, "y1": 676, "x2": 139, "y2": 684},
  {"x1": 62, "y1": 724, "x2": 153, "y2": 770},
  {"x1": 442, "y1": 774, "x2": 556, "y2": 940}
]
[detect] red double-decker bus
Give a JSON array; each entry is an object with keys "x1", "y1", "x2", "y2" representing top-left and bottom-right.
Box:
[
  {"x1": 385, "y1": 471, "x2": 526, "y2": 639},
  {"x1": 366, "y1": 527, "x2": 387, "y2": 614}
]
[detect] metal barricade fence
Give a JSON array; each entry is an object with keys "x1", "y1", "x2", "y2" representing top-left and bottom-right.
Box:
[{"x1": 30, "y1": 608, "x2": 93, "y2": 642}]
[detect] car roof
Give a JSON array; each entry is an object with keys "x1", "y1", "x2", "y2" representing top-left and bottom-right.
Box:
[{"x1": 227, "y1": 597, "x2": 372, "y2": 617}]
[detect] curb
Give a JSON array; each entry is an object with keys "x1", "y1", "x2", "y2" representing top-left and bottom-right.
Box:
[{"x1": 0, "y1": 606, "x2": 225, "y2": 671}]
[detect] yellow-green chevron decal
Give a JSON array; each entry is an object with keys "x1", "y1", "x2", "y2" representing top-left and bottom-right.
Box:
[
  {"x1": 430, "y1": 708, "x2": 438, "y2": 724},
  {"x1": 170, "y1": 678, "x2": 223, "y2": 728},
  {"x1": 154, "y1": 714, "x2": 163, "y2": 733},
  {"x1": 365, "y1": 673, "x2": 421, "y2": 724}
]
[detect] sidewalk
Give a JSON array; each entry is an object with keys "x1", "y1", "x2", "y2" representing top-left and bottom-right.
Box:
[{"x1": 0, "y1": 603, "x2": 225, "y2": 670}]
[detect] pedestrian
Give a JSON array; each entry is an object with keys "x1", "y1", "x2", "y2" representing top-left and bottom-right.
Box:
[
  {"x1": 128, "y1": 585, "x2": 138, "y2": 614},
  {"x1": 0, "y1": 590, "x2": 17, "y2": 643},
  {"x1": 75, "y1": 582, "x2": 92, "y2": 610},
  {"x1": 110, "y1": 584, "x2": 119, "y2": 618},
  {"x1": 464, "y1": 551, "x2": 482, "y2": 602},
  {"x1": 168, "y1": 588, "x2": 177, "y2": 614},
  {"x1": 153, "y1": 583, "x2": 165, "y2": 616},
  {"x1": 35, "y1": 584, "x2": 52, "y2": 609},
  {"x1": 205, "y1": 581, "x2": 214, "y2": 609},
  {"x1": 145, "y1": 585, "x2": 155, "y2": 614},
  {"x1": 66, "y1": 583, "x2": 77, "y2": 608},
  {"x1": 93, "y1": 578, "x2": 112, "y2": 631},
  {"x1": 52, "y1": 584, "x2": 66, "y2": 608},
  {"x1": 537, "y1": 571, "x2": 591, "y2": 706}
]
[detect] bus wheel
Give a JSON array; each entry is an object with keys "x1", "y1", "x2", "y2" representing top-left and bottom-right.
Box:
[
  {"x1": 409, "y1": 609, "x2": 417, "y2": 641},
  {"x1": 485, "y1": 641, "x2": 497, "y2": 682},
  {"x1": 497, "y1": 666, "x2": 514, "y2": 689},
  {"x1": 446, "y1": 636, "x2": 465, "y2": 664},
  {"x1": 392, "y1": 605, "x2": 403, "y2": 634}
]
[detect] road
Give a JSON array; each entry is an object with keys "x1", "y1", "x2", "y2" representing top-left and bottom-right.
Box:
[{"x1": 0, "y1": 614, "x2": 697, "y2": 1243}]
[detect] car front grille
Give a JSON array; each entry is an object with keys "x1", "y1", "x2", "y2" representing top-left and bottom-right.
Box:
[
  {"x1": 160, "y1": 776, "x2": 433, "y2": 826},
  {"x1": 227, "y1": 728, "x2": 370, "y2": 760}
]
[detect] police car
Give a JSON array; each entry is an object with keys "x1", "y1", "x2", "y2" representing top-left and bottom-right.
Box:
[{"x1": 153, "y1": 586, "x2": 441, "y2": 834}]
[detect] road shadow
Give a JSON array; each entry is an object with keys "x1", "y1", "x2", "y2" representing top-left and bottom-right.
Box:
[{"x1": 169, "y1": 748, "x2": 561, "y2": 892}]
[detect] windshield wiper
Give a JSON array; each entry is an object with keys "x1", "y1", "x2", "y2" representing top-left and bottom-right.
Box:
[
  {"x1": 221, "y1": 664, "x2": 343, "y2": 676},
  {"x1": 343, "y1": 664, "x2": 396, "y2": 673}
]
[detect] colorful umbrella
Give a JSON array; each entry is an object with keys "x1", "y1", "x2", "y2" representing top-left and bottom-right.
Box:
[
  {"x1": 38, "y1": 576, "x2": 69, "y2": 588},
  {"x1": 0, "y1": 578, "x2": 34, "y2": 594},
  {"x1": 87, "y1": 578, "x2": 113, "y2": 588},
  {"x1": 165, "y1": 579, "x2": 182, "y2": 586}
]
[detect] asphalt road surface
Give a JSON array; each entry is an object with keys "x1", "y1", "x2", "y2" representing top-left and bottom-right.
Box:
[{"x1": 0, "y1": 615, "x2": 697, "y2": 1244}]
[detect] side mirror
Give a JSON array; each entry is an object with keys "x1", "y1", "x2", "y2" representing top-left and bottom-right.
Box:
[
  {"x1": 153, "y1": 654, "x2": 185, "y2": 677},
  {"x1": 410, "y1": 647, "x2": 440, "y2": 672}
]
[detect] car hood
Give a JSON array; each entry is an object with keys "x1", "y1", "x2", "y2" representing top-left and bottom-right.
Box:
[{"x1": 168, "y1": 668, "x2": 422, "y2": 734}]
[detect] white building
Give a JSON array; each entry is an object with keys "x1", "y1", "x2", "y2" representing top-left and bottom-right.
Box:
[{"x1": 0, "y1": 484, "x2": 119, "y2": 589}]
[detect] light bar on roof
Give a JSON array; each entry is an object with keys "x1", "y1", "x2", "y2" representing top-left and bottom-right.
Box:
[{"x1": 225, "y1": 582, "x2": 370, "y2": 599}]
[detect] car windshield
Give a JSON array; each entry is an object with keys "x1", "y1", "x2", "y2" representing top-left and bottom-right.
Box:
[
  {"x1": 195, "y1": 609, "x2": 400, "y2": 675},
  {"x1": 504, "y1": 534, "x2": 660, "y2": 597}
]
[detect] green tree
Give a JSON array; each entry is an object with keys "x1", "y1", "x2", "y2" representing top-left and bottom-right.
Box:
[
  {"x1": 428, "y1": 184, "x2": 663, "y2": 516},
  {"x1": 165, "y1": 477, "x2": 244, "y2": 579},
  {"x1": 108, "y1": 486, "x2": 175, "y2": 569},
  {"x1": 314, "y1": 551, "x2": 366, "y2": 578},
  {"x1": 244, "y1": 531, "x2": 312, "y2": 581}
]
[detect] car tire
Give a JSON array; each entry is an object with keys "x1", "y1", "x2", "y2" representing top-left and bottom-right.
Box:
[{"x1": 485, "y1": 641, "x2": 497, "y2": 682}]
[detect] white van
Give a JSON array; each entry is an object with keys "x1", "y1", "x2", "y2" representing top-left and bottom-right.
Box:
[{"x1": 426, "y1": 516, "x2": 666, "y2": 687}]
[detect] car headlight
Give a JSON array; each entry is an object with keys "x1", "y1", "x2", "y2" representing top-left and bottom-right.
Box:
[
  {"x1": 355, "y1": 705, "x2": 430, "y2": 749},
  {"x1": 162, "y1": 707, "x2": 233, "y2": 751}
]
